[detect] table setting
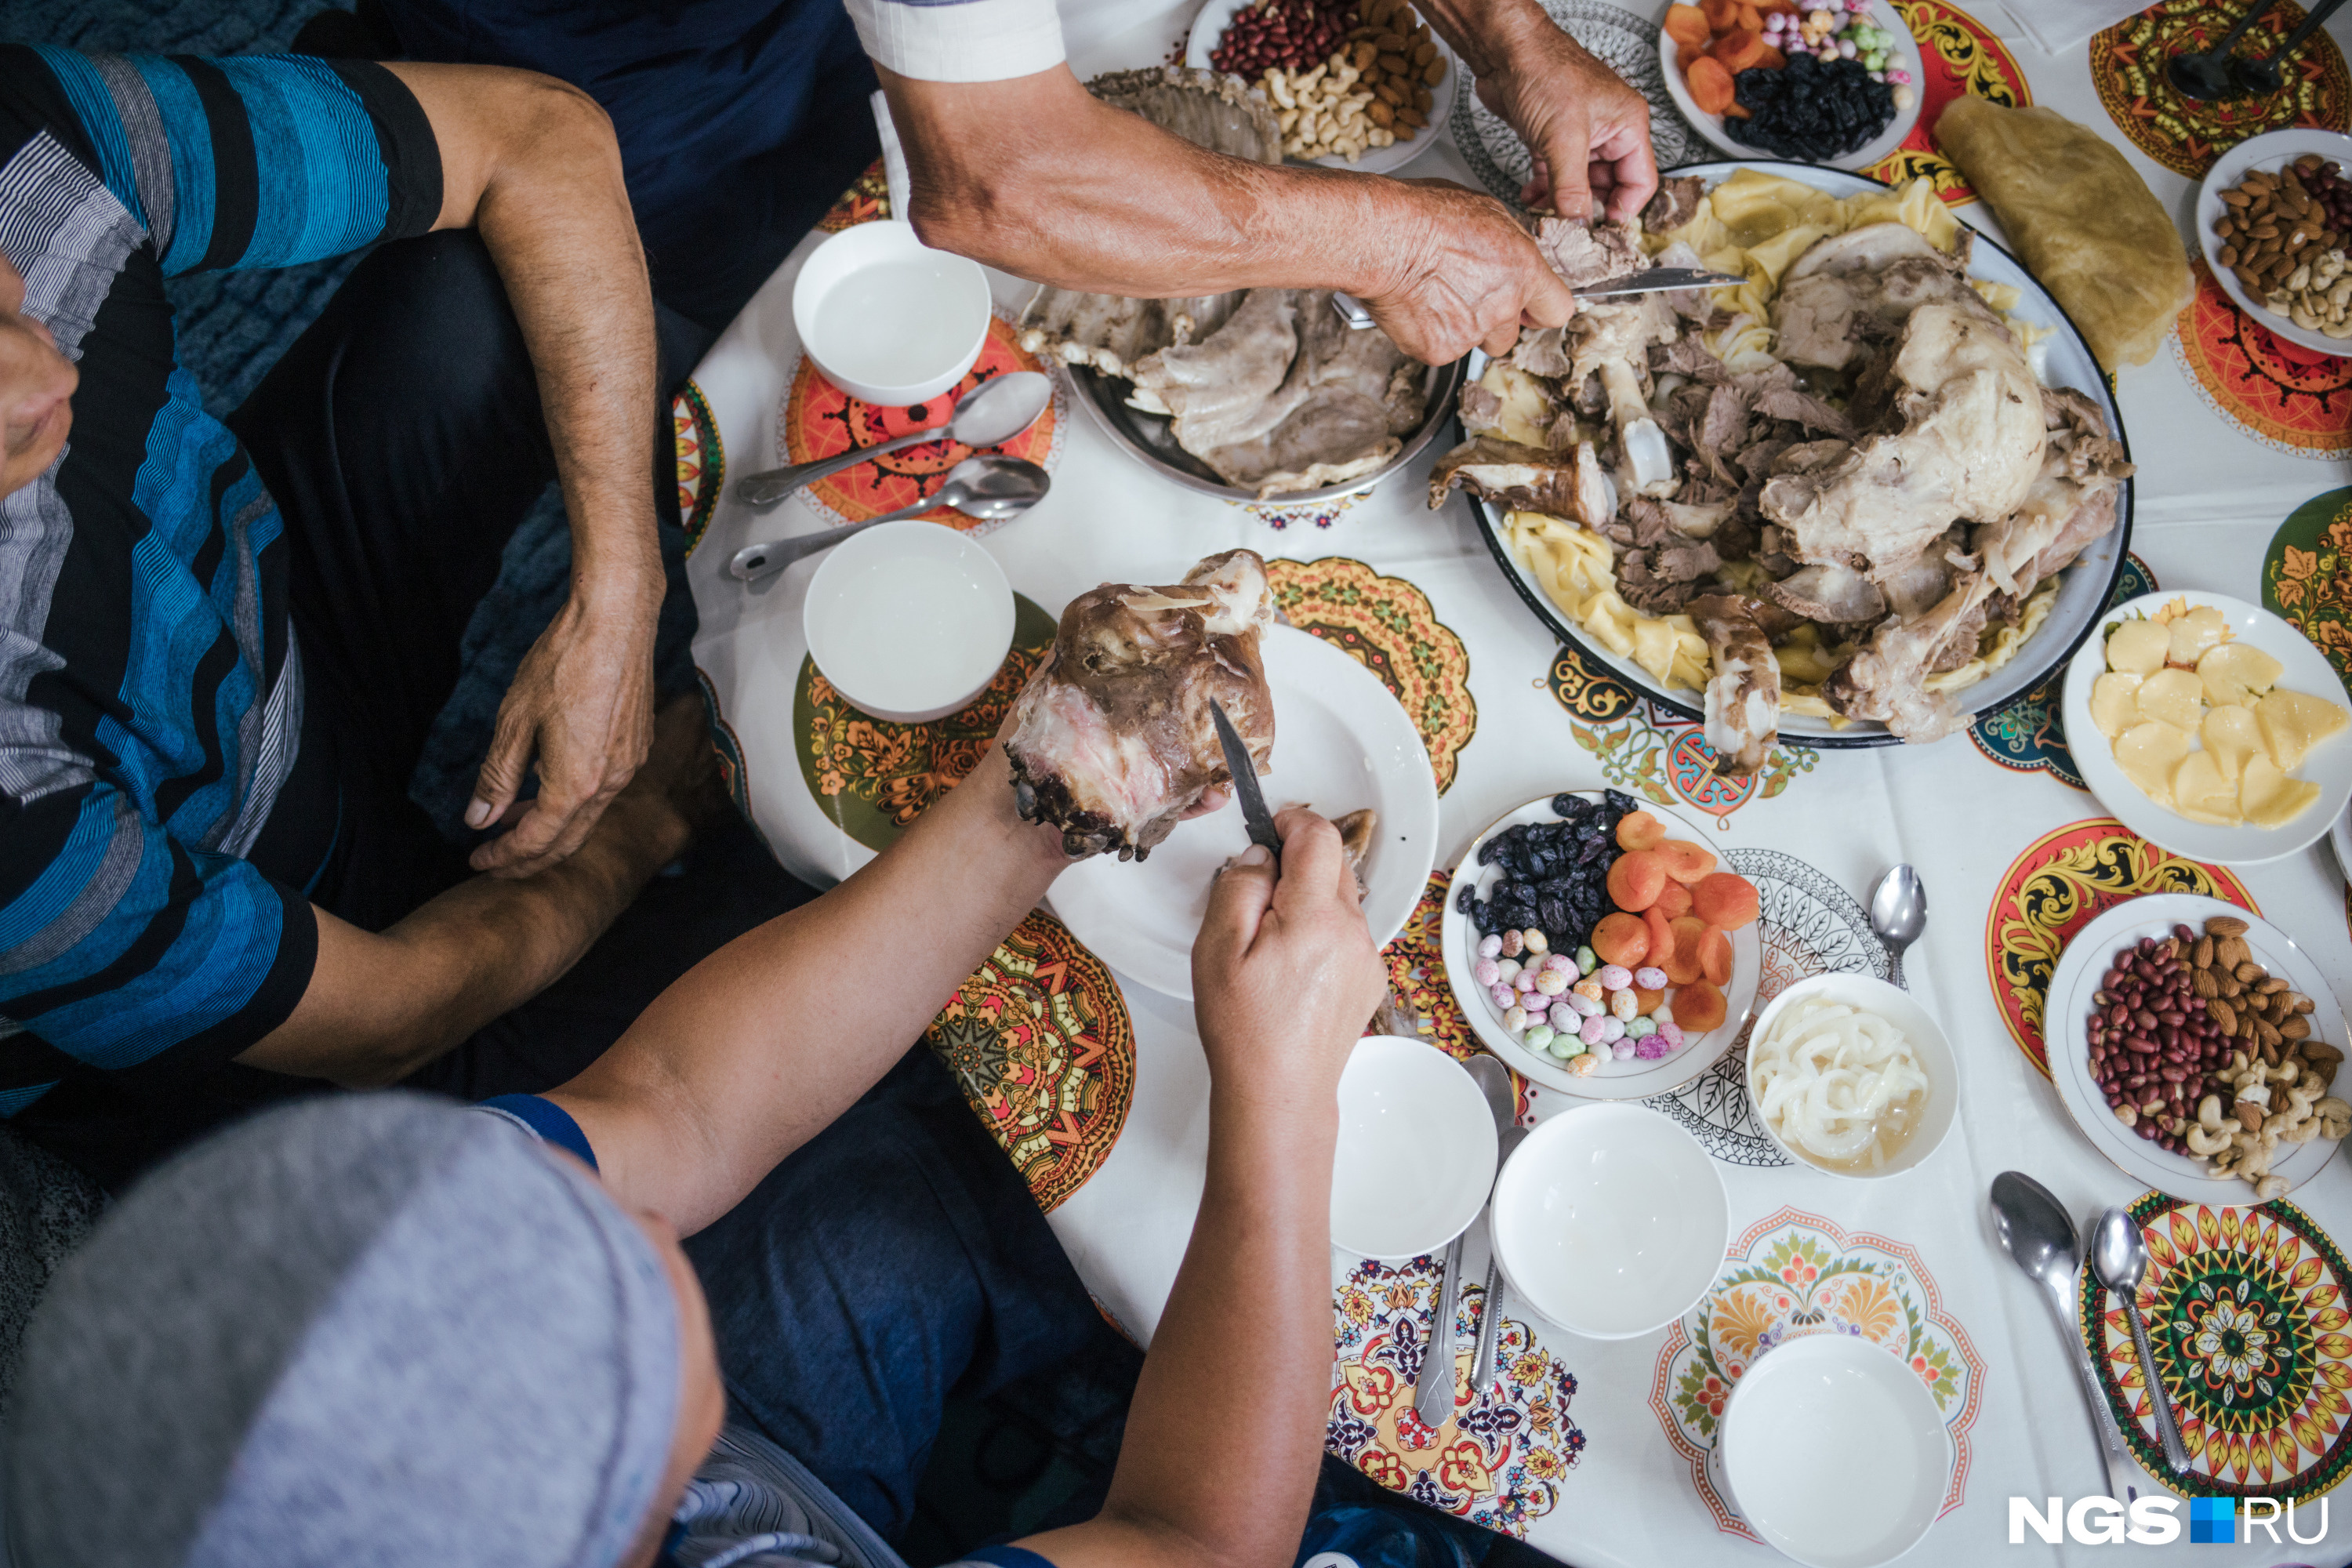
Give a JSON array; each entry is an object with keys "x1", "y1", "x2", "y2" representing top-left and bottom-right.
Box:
[{"x1": 673, "y1": 1, "x2": 2352, "y2": 1561}]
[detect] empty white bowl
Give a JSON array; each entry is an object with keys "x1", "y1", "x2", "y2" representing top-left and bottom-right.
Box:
[
  {"x1": 792, "y1": 220, "x2": 993, "y2": 406},
  {"x1": 1744, "y1": 973, "x2": 1958, "y2": 1180},
  {"x1": 1490, "y1": 1104, "x2": 1726, "y2": 1339},
  {"x1": 1719, "y1": 1334, "x2": 1951, "y2": 1568},
  {"x1": 1331, "y1": 1036, "x2": 1497, "y2": 1260},
  {"x1": 802, "y1": 520, "x2": 1014, "y2": 724}
]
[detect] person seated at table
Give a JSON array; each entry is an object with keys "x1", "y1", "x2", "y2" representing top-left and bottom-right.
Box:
[
  {"x1": 6, "y1": 736, "x2": 1398, "y2": 1568},
  {"x1": 361, "y1": 0, "x2": 1655, "y2": 361},
  {"x1": 0, "y1": 45, "x2": 793, "y2": 1190}
]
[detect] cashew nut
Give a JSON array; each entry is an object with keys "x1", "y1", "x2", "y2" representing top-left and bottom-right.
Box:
[
  {"x1": 2257, "y1": 1174, "x2": 2291, "y2": 1201},
  {"x1": 2187, "y1": 1123, "x2": 2235, "y2": 1156},
  {"x1": 2198, "y1": 1094, "x2": 2225, "y2": 1131}
]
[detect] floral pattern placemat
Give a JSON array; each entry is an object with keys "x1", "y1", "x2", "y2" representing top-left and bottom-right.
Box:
[
  {"x1": 2092, "y1": 0, "x2": 2352, "y2": 178},
  {"x1": 2265, "y1": 487, "x2": 2352, "y2": 692}
]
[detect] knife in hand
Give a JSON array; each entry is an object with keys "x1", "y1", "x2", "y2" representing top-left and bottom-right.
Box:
[{"x1": 1209, "y1": 699, "x2": 1283, "y2": 868}]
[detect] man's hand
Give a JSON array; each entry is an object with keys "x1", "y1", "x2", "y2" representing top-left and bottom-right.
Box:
[
  {"x1": 466, "y1": 572, "x2": 663, "y2": 877},
  {"x1": 1193, "y1": 808, "x2": 1388, "y2": 1094},
  {"x1": 1360, "y1": 179, "x2": 1577, "y2": 361},
  {"x1": 1474, "y1": 21, "x2": 1659, "y2": 222}
]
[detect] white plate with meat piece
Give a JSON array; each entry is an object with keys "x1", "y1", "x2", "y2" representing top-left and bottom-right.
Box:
[
  {"x1": 1457, "y1": 158, "x2": 2134, "y2": 751},
  {"x1": 2060, "y1": 590, "x2": 2352, "y2": 866},
  {"x1": 2046, "y1": 895, "x2": 2346, "y2": 1205},
  {"x1": 1441, "y1": 792, "x2": 1760, "y2": 1100},
  {"x1": 1047, "y1": 624, "x2": 1439, "y2": 1001}
]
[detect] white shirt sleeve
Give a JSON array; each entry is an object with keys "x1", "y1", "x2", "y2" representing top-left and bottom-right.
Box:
[{"x1": 842, "y1": 0, "x2": 1066, "y2": 83}]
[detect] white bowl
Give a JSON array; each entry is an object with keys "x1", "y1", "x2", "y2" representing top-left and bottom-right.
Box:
[
  {"x1": 1331, "y1": 1036, "x2": 1498, "y2": 1260},
  {"x1": 802, "y1": 521, "x2": 1014, "y2": 723},
  {"x1": 1657, "y1": 7, "x2": 1924, "y2": 172},
  {"x1": 2060, "y1": 590, "x2": 2352, "y2": 866},
  {"x1": 1490, "y1": 1104, "x2": 1726, "y2": 1338},
  {"x1": 1182, "y1": 0, "x2": 1458, "y2": 177},
  {"x1": 791, "y1": 220, "x2": 993, "y2": 406},
  {"x1": 1719, "y1": 1333, "x2": 1950, "y2": 1568},
  {"x1": 2194, "y1": 126, "x2": 2352, "y2": 359},
  {"x1": 1744, "y1": 973, "x2": 1958, "y2": 1178}
]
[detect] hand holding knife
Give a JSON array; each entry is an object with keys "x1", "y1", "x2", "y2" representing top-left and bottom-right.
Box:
[{"x1": 1210, "y1": 699, "x2": 1283, "y2": 869}]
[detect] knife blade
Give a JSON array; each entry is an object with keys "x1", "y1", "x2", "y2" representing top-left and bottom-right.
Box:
[
  {"x1": 1209, "y1": 699, "x2": 1283, "y2": 866},
  {"x1": 1576, "y1": 266, "x2": 1747, "y2": 299}
]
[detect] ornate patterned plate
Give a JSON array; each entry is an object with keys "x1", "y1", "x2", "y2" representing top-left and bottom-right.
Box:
[
  {"x1": 1650, "y1": 1208, "x2": 1984, "y2": 1541},
  {"x1": 1449, "y1": 0, "x2": 1693, "y2": 209},
  {"x1": 2264, "y1": 488, "x2": 2352, "y2": 690},
  {"x1": 1859, "y1": 0, "x2": 2031, "y2": 205},
  {"x1": 2174, "y1": 263, "x2": 2352, "y2": 459},
  {"x1": 2090, "y1": 0, "x2": 2351, "y2": 180},
  {"x1": 1646, "y1": 847, "x2": 1889, "y2": 1167},
  {"x1": 1328, "y1": 1256, "x2": 1587, "y2": 1537},
  {"x1": 2045, "y1": 894, "x2": 2347, "y2": 1205},
  {"x1": 1441, "y1": 793, "x2": 1761, "y2": 1100},
  {"x1": 2080, "y1": 1193, "x2": 2352, "y2": 1501},
  {"x1": 1986, "y1": 818, "x2": 2258, "y2": 1077},
  {"x1": 1266, "y1": 557, "x2": 1477, "y2": 794}
]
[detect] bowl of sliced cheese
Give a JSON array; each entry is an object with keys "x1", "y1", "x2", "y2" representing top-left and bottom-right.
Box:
[{"x1": 2061, "y1": 590, "x2": 2352, "y2": 864}]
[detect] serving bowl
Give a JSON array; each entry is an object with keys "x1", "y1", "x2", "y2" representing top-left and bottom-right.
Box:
[
  {"x1": 1465, "y1": 158, "x2": 2133, "y2": 748},
  {"x1": 1181, "y1": 0, "x2": 1460, "y2": 177},
  {"x1": 1066, "y1": 351, "x2": 1466, "y2": 506},
  {"x1": 1330, "y1": 1035, "x2": 1498, "y2": 1258},
  {"x1": 2195, "y1": 126, "x2": 2352, "y2": 360},
  {"x1": 1717, "y1": 1333, "x2": 1950, "y2": 1568},
  {"x1": 802, "y1": 520, "x2": 1014, "y2": 723},
  {"x1": 792, "y1": 220, "x2": 993, "y2": 406},
  {"x1": 1490, "y1": 1104, "x2": 1727, "y2": 1338},
  {"x1": 1744, "y1": 972, "x2": 1958, "y2": 1178},
  {"x1": 1657, "y1": 6, "x2": 1924, "y2": 173}
]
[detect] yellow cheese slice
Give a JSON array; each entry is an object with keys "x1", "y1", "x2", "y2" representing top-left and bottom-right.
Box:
[
  {"x1": 2198, "y1": 641, "x2": 2285, "y2": 709},
  {"x1": 2202, "y1": 705, "x2": 2263, "y2": 782},
  {"x1": 2136, "y1": 668, "x2": 2206, "y2": 732},
  {"x1": 2241, "y1": 753, "x2": 2323, "y2": 827},
  {"x1": 2255, "y1": 688, "x2": 2350, "y2": 771},
  {"x1": 2166, "y1": 605, "x2": 2231, "y2": 666},
  {"x1": 2089, "y1": 673, "x2": 2143, "y2": 739},
  {"x1": 2171, "y1": 750, "x2": 2243, "y2": 825},
  {"x1": 2104, "y1": 619, "x2": 2169, "y2": 677},
  {"x1": 2114, "y1": 720, "x2": 2191, "y2": 807}
]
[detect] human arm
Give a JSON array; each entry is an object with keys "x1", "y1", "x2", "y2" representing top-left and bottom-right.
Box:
[
  {"x1": 1017, "y1": 810, "x2": 1388, "y2": 1568},
  {"x1": 381, "y1": 62, "x2": 664, "y2": 878},
  {"x1": 1412, "y1": 0, "x2": 1659, "y2": 220},
  {"x1": 881, "y1": 63, "x2": 1573, "y2": 361}
]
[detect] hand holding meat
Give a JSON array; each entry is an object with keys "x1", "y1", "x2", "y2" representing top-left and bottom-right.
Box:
[
  {"x1": 1004, "y1": 550, "x2": 1276, "y2": 860},
  {"x1": 1358, "y1": 180, "x2": 1578, "y2": 361},
  {"x1": 1467, "y1": 20, "x2": 1660, "y2": 221}
]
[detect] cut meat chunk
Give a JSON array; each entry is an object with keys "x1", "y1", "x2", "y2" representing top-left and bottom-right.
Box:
[
  {"x1": 1004, "y1": 550, "x2": 1276, "y2": 861},
  {"x1": 1535, "y1": 218, "x2": 1650, "y2": 289},
  {"x1": 1642, "y1": 176, "x2": 1706, "y2": 236},
  {"x1": 1428, "y1": 437, "x2": 1613, "y2": 526},
  {"x1": 1688, "y1": 594, "x2": 1782, "y2": 774}
]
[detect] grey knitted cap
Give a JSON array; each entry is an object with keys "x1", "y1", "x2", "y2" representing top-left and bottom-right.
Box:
[{"x1": 5, "y1": 1092, "x2": 682, "y2": 1568}]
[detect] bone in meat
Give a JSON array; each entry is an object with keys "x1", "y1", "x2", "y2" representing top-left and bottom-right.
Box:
[
  {"x1": 1428, "y1": 437, "x2": 1612, "y2": 526},
  {"x1": 1688, "y1": 594, "x2": 1782, "y2": 775},
  {"x1": 1004, "y1": 550, "x2": 1276, "y2": 860}
]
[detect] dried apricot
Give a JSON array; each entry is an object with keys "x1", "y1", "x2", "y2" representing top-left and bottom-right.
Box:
[
  {"x1": 1615, "y1": 810, "x2": 1665, "y2": 851},
  {"x1": 1709, "y1": 28, "x2": 1765, "y2": 71},
  {"x1": 1664, "y1": 916, "x2": 1709, "y2": 985},
  {"x1": 1655, "y1": 839, "x2": 1718, "y2": 884},
  {"x1": 1606, "y1": 849, "x2": 1667, "y2": 912},
  {"x1": 1674, "y1": 979, "x2": 1728, "y2": 1033},
  {"x1": 1691, "y1": 872, "x2": 1759, "y2": 930},
  {"x1": 1687, "y1": 55, "x2": 1736, "y2": 115},
  {"x1": 1700, "y1": 0, "x2": 1740, "y2": 31},
  {"x1": 1664, "y1": 2, "x2": 1711, "y2": 50},
  {"x1": 1591, "y1": 912, "x2": 1650, "y2": 969},
  {"x1": 1653, "y1": 880, "x2": 1694, "y2": 921},
  {"x1": 1642, "y1": 905, "x2": 1675, "y2": 970},
  {"x1": 1697, "y1": 926, "x2": 1733, "y2": 986},
  {"x1": 1634, "y1": 985, "x2": 1666, "y2": 1014}
]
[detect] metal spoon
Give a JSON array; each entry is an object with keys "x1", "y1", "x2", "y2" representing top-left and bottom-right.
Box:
[
  {"x1": 2230, "y1": 0, "x2": 2350, "y2": 96},
  {"x1": 733, "y1": 372, "x2": 1051, "y2": 510},
  {"x1": 727, "y1": 456, "x2": 1048, "y2": 583},
  {"x1": 1465, "y1": 1054, "x2": 1528, "y2": 1400},
  {"x1": 2165, "y1": 0, "x2": 2281, "y2": 100},
  {"x1": 1868, "y1": 864, "x2": 1927, "y2": 989},
  {"x1": 1415, "y1": 1228, "x2": 1466, "y2": 1428},
  {"x1": 1991, "y1": 1172, "x2": 2143, "y2": 1504},
  {"x1": 2092, "y1": 1205, "x2": 2194, "y2": 1474}
]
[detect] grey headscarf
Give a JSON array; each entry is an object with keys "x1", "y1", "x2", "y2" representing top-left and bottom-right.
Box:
[{"x1": 5, "y1": 1092, "x2": 682, "y2": 1568}]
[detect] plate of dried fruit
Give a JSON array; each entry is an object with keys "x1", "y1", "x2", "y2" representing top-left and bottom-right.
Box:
[{"x1": 2047, "y1": 895, "x2": 2347, "y2": 1206}]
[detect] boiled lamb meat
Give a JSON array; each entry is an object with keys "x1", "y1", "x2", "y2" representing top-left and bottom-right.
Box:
[{"x1": 1004, "y1": 550, "x2": 1276, "y2": 860}]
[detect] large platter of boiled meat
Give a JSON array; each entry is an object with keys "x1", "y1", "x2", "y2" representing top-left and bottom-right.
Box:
[{"x1": 1430, "y1": 161, "x2": 2135, "y2": 760}]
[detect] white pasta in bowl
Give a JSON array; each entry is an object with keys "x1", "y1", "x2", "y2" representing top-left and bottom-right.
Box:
[{"x1": 1744, "y1": 973, "x2": 1959, "y2": 1178}]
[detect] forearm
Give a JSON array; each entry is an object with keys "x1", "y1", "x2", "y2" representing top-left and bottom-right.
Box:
[
  {"x1": 554, "y1": 746, "x2": 1069, "y2": 1231},
  {"x1": 240, "y1": 791, "x2": 685, "y2": 1087},
  {"x1": 1030, "y1": 1080, "x2": 1340, "y2": 1568},
  {"x1": 886, "y1": 64, "x2": 1428, "y2": 301},
  {"x1": 1410, "y1": 0, "x2": 1555, "y2": 77}
]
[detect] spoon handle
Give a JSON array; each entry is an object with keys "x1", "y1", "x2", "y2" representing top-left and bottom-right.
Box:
[
  {"x1": 1414, "y1": 1231, "x2": 1466, "y2": 1427},
  {"x1": 2263, "y1": 0, "x2": 2346, "y2": 61},
  {"x1": 2210, "y1": 0, "x2": 2285, "y2": 56},
  {"x1": 1887, "y1": 948, "x2": 1905, "y2": 989},
  {"x1": 2122, "y1": 1294, "x2": 2194, "y2": 1472},
  {"x1": 735, "y1": 426, "x2": 933, "y2": 510},
  {"x1": 2049, "y1": 1277, "x2": 2143, "y2": 1503},
  {"x1": 728, "y1": 495, "x2": 937, "y2": 583}
]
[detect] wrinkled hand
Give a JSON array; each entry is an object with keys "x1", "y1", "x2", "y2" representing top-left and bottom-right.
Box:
[
  {"x1": 467, "y1": 583, "x2": 660, "y2": 878},
  {"x1": 1193, "y1": 808, "x2": 1388, "y2": 1095},
  {"x1": 1478, "y1": 21, "x2": 1659, "y2": 222},
  {"x1": 1362, "y1": 179, "x2": 1576, "y2": 361}
]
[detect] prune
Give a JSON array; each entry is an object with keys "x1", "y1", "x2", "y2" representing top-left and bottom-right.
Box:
[
  {"x1": 1725, "y1": 54, "x2": 1894, "y2": 162},
  {"x1": 1464, "y1": 792, "x2": 1628, "y2": 953}
]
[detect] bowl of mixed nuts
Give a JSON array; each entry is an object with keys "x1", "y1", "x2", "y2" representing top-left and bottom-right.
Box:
[
  {"x1": 2198, "y1": 126, "x2": 2352, "y2": 357},
  {"x1": 2048, "y1": 893, "x2": 2349, "y2": 1205},
  {"x1": 1187, "y1": 0, "x2": 1457, "y2": 174}
]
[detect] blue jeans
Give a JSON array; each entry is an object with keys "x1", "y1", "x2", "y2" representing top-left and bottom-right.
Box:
[{"x1": 684, "y1": 1046, "x2": 1109, "y2": 1542}]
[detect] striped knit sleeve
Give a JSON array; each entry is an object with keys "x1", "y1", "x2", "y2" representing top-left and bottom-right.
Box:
[{"x1": 25, "y1": 47, "x2": 441, "y2": 276}]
